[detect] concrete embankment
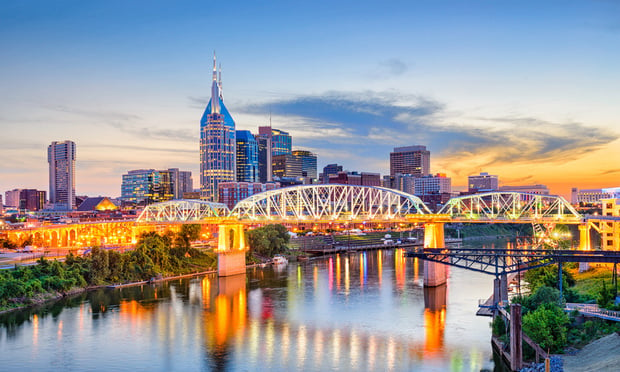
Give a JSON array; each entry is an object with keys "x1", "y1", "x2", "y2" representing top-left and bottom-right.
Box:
[{"x1": 562, "y1": 333, "x2": 620, "y2": 372}]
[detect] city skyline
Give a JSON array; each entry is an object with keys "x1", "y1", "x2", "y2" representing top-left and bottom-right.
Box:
[{"x1": 1, "y1": 1, "x2": 619, "y2": 199}]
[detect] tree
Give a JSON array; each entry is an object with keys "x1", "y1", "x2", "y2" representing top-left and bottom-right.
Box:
[
  {"x1": 522, "y1": 303, "x2": 569, "y2": 353},
  {"x1": 247, "y1": 224, "x2": 290, "y2": 257}
]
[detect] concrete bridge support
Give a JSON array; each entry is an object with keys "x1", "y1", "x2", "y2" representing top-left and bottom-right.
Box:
[
  {"x1": 216, "y1": 224, "x2": 247, "y2": 277},
  {"x1": 579, "y1": 224, "x2": 591, "y2": 272},
  {"x1": 423, "y1": 223, "x2": 448, "y2": 287}
]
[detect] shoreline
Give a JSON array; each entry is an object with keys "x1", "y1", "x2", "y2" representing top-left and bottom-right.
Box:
[{"x1": 0, "y1": 261, "x2": 274, "y2": 316}]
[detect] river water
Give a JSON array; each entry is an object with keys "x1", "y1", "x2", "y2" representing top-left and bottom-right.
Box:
[{"x1": 0, "y1": 247, "x2": 502, "y2": 371}]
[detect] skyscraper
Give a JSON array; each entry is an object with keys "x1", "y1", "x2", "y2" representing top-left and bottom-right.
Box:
[
  {"x1": 389, "y1": 145, "x2": 430, "y2": 177},
  {"x1": 256, "y1": 126, "x2": 292, "y2": 182},
  {"x1": 291, "y1": 150, "x2": 317, "y2": 179},
  {"x1": 468, "y1": 172, "x2": 499, "y2": 193},
  {"x1": 236, "y1": 130, "x2": 259, "y2": 182},
  {"x1": 48, "y1": 140, "x2": 76, "y2": 210},
  {"x1": 200, "y1": 54, "x2": 236, "y2": 202}
]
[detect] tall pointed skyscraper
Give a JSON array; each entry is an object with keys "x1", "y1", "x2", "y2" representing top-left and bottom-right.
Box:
[{"x1": 200, "y1": 54, "x2": 236, "y2": 201}]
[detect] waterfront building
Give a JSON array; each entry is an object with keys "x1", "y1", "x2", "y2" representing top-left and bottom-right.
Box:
[
  {"x1": 121, "y1": 168, "x2": 193, "y2": 205},
  {"x1": 291, "y1": 150, "x2": 317, "y2": 179},
  {"x1": 320, "y1": 163, "x2": 343, "y2": 183},
  {"x1": 389, "y1": 145, "x2": 430, "y2": 177},
  {"x1": 414, "y1": 173, "x2": 452, "y2": 196},
  {"x1": 218, "y1": 181, "x2": 279, "y2": 209},
  {"x1": 382, "y1": 174, "x2": 417, "y2": 195},
  {"x1": 468, "y1": 172, "x2": 499, "y2": 193},
  {"x1": 571, "y1": 187, "x2": 620, "y2": 204},
  {"x1": 48, "y1": 140, "x2": 76, "y2": 210},
  {"x1": 498, "y1": 184, "x2": 549, "y2": 195},
  {"x1": 76, "y1": 197, "x2": 119, "y2": 212},
  {"x1": 200, "y1": 54, "x2": 236, "y2": 201},
  {"x1": 236, "y1": 130, "x2": 259, "y2": 182}
]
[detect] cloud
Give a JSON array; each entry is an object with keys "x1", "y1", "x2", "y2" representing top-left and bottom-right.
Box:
[
  {"x1": 381, "y1": 58, "x2": 408, "y2": 76},
  {"x1": 85, "y1": 144, "x2": 196, "y2": 154},
  {"x1": 235, "y1": 90, "x2": 618, "y2": 175}
]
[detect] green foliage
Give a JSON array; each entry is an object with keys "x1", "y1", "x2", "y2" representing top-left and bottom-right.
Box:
[
  {"x1": 491, "y1": 315, "x2": 506, "y2": 337},
  {"x1": 0, "y1": 227, "x2": 217, "y2": 311},
  {"x1": 524, "y1": 264, "x2": 575, "y2": 293},
  {"x1": 597, "y1": 279, "x2": 616, "y2": 309},
  {"x1": 247, "y1": 224, "x2": 290, "y2": 257},
  {"x1": 522, "y1": 303, "x2": 569, "y2": 353}
]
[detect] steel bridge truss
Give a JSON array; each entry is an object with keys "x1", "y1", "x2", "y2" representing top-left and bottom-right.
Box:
[
  {"x1": 136, "y1": 200, "x2": 230, "y2": 223},
  {"x1": 438, "y1": 192, "x2": 582, "y2": 223},
  {"x1": 406, "y1": 248, "x2": 620, "y2": 276},
  {"x1": 230, "y1": 184, "x2": 431, "y2": 221}
]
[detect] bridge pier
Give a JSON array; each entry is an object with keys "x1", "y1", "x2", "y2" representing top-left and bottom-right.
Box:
[
  {"x1": 216, "y1": 224, "x2": 247, "y2": 277},
  {"x1": 423, "y1": 223, "x2": 448, "y2": 287},
  {"x1": 579, "y1": 224, "x2": 591, "y2": 272}
]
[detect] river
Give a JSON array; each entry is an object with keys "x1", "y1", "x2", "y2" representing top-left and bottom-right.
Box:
[{"x1": 0, "y1": 247, "x2": 503, "y2": 371}]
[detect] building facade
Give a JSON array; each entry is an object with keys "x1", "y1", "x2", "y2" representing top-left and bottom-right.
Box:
[
  {"x1": 320, "y1": 163, "x2": 343, "y2": 184},
  {"x1": 256, "y1": 126, "x2": 292, "y2": 183},
  {"x1": 600, "y1": 198, "x2": 620, "y2": 251},
  {"x1": 571, "y1": 187, "x2": 620, "y2": 204},
  {"x1": 468, "y1": 172, "x2": 499, "y2": 193},
  {"x1": 414, "y1": 173, "x2": 452, "y2": 196},
  {"x1": 4, "y1": 189, "x2": 21, "y2": 208},
  {"x1": 19, "y1": 189, "x2": 46, "y2": 211},
  {"x1": 498, "y1": 184, "x2": 550, "y2": 195},
  {"x1": 291, "y1": 150, "x2": 317, "y2": 179},
  {"x1": 236, "y1": 130, "x2": 259, "y2": 183},
  {"x1": 389, "y1": 145, "x2": 430, "y2": 177},
  {"x1": 218, "y1": 182, "x2": 279, "y2": 210},
  {"x1": 48, "y1": 140, "x2": 76, "y2": 210},
  {"x1": 121, "y1": 168, "x2": 193, "y2": 205},
  {"x1": 200, "y1": 54, "x2": 236, "y2": 201}
]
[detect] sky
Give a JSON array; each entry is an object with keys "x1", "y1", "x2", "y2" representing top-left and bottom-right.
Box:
[{"x1": 1, "y1": 0, "x2": 619, "y2": 199}]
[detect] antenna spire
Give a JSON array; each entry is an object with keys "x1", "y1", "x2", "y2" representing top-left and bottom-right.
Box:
[{"x1": 210, "y1": 51, "x2": 220, "y2": 114}]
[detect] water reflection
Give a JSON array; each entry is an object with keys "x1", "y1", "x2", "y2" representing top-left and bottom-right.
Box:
[{"x1": 0, "y1": 246, "x2": 496, "y2": 371}]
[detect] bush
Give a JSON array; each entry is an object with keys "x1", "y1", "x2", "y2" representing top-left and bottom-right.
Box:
[{"x1": 522, "y1": 303, "x2": 569, "y2": 353}]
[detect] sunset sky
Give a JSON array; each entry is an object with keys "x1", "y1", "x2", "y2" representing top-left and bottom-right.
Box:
[{"x1": 1, "y1": 0, "x2": 619, "y2": 199}]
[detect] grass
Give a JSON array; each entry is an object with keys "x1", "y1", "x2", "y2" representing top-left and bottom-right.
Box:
[{"x1": 569, "y1": 265, "x2": 616, "y2": 299}]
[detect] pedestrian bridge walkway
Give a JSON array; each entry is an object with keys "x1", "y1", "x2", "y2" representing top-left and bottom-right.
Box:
[{"x1": 565, "y1": 303, "x2": 620, "y2": 322}]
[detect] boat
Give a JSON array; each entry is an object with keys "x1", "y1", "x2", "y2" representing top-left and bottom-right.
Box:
[{"x1": 272, "y1": 254, "x2": 288, "y2": 265}]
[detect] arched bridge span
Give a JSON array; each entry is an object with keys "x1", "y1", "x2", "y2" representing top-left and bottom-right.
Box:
[
  {"x1": 438, "y1": 192, "x2": 582, "y2": 224},
  {"x1": 229, "y1": 184, "x2": 431, "y2": 222}
]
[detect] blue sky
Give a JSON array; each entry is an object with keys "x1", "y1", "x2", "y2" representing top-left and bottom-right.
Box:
[{"x1": 1, "y1": 0, "x2": 619, "y2": 198}]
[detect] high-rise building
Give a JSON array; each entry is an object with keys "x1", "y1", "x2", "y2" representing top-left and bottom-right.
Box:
[
  {"x1": 121, "y1": 168, "x2": 193, "y2": 205},
  {"x1": 414, "y1": 173, "x2": 452, "y2": 196},
  {"x1": 383, "y1": 173, "x2": 416, "y2": 195},
  {"x1": 236, "y1": 130, "x2": 259, "y2": 182},
  {"x1": 273, "y1": 154, "x2": 302, "y2": 178},
  {"x1": 292, "y1": 150, "x2": 317, "y2": 179},
  {"x1": 468, "y1": 172, "x2": 499, "y2": 193},
  {"x1": 19, "y1": 189, "x2": 46, "y2": 211},
  {"x1": 389, "y1": 145, "x2": 430, "y2": 177},
  {"x1": 200, "y1": 54, "x2": 236, "y2": 201},
  {"x1": 321, "y1": 163, "x2": 343, "y2": 184},
  {"x1": 48, "y1": 140, "x2": 76, "y2": 210},
  {"x1": 5, "y1": 189, "x2": 21, "y2": 208},
  {"x1": 256, "y1": 126, "x2": 292, "y2": 182}
]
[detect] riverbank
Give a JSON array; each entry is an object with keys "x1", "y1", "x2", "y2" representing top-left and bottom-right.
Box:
[{"x1": 563, "y1": 332, "x2": 620, "y2": 372}]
